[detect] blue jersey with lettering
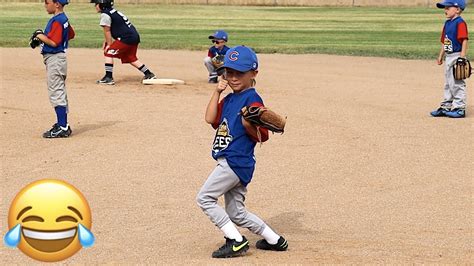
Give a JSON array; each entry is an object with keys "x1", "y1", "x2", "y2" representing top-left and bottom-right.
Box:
[
  {"x1": 208, "y1": 45, "x2": 230, "y2": 58},
  {"x1": 101, "y1": 8, "x2": 140, "y2": 45},
  {"x1": 441, "y1": 16, "x2": 469, "y2": 53},
  {"x1": 41, "y1": 13, "x2": 71, "y2": 54},
  {"x1": 211, "y1": 88, "x2": 264, "y2": 186}
]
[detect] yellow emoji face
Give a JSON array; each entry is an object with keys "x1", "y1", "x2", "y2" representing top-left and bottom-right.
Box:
[{"x1": 6, "y1": 179, "x2": 94, "y2": 262}]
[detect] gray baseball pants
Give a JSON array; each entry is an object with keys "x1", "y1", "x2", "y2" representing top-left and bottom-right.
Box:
[
  {"x1": 43, "y1": 53, "x2": 68, "y2": 108},
  {"x1": 204, "y1": 57, "x2": 217, "y2": 79},
  {"x1": 441, "y1": 52, "x2": 466, "y2": 109},
  {"x1": 196, "y1": 157, "x2": 266, "y2": 235}
]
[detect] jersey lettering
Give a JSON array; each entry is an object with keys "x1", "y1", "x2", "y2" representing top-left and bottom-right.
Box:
[
  {"x1": 212, "y1": 119, "x2": 233, "y2": 154},
  {"x1": 444, "y1": 36, "x2": 453, "y2": 53}
]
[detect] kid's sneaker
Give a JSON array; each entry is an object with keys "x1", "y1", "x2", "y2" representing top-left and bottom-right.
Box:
[
  {"x1": 256, "y1": 236, "x2": 288, "y2": 251},
  {"x1": 97, "y1": 75, "x2": 115, "y2": 85},
  {"x1": 430, "y1": 107, "x2": 449, "y2": 117},
  {"x1": 211, "y1": 236, "x2": 249, "y2": 258},
  {"x1": 144, "y1": 72, "x2": 156, "y2": 80},
  {"x1": 43, "y1": 124, "x2": 72, "y2": 138},
  {"x1": 445, "y1": 108, "x2": 465, "y2": 118}
]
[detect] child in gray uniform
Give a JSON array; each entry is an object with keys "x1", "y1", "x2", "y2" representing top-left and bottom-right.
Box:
[
  {"x1": 204, "y1": 30, "x2": 229, "y2": 83},
  {"x1": 32, "y1": 0, "x2": 75, "y2": 138},
  {"x1": 197, "y1": 46, "x2": 288, "y2": 258},
  {"x1": 431, "y1": 0, "x2": 469, "y2": 118}
]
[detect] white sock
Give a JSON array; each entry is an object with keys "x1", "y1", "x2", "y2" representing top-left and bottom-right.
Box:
[
  {"x1": 260, "y1": 225, "x2": 280, "y2": 245},
  {"x1": 220, "y1": 221, "x2": 243, "y2": 242}
]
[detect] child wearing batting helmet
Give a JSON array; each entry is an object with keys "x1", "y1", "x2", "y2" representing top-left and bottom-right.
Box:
[
  {"x1": 91, "y1": 0, "x2": 156, "y2": 85},
  {"x1": 431, "y1": 0, "x2": 469, "y2": 118},
  {"x1": 197, "y1": 46, "x2": 288, "y2": 258},
  {"x1": 32, "y1": 0, "x2": 75, "y2": 138},
  {"x1": 204, "y1": 30, "x2": 230, "y2": 83}
]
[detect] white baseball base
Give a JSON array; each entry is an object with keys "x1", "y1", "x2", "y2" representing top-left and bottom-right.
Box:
[{"x1": 143, "y1": 78, "x2": 185, "y2": 85}]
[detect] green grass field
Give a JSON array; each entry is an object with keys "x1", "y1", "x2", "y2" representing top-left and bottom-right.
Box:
[{"x1": 1, "y1": 3, "x2": 472, "y2": 59}]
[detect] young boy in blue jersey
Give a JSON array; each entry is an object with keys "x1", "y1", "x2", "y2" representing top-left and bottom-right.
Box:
[
  {"x1": 33, "y1": 0, "x2": 75, "y2": 138},
  {"x1": 431, "y1": 0, "x2": 469, "y2": 118},
  {"x1": 91, "y1": 0, "x2": 156, "y2": 85},
  {"x1": 204, "y1": 30, "x2": 230, "y2": 83},
  {"x1": 197, "y1": 46, "x2": 288, "y2": 258}
]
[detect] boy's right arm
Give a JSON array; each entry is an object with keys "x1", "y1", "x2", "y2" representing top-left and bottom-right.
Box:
[
  {"x1": 102, "y1": 26, "x2": 113, "y2": 49},
  {"x1": 437, "y1": 45, "x2": 445, "y2": 65},
  {"x1": 205, "y1": 80, "x2": 228, "y2": 124}
]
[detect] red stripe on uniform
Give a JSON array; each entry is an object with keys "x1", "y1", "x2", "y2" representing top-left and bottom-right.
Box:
[
  {"x1": 457, "y1": 21, "x2": 469, "y2": 42},
  {"x1": 47, "y1": 21, "x2": 63, "y2": 46}
]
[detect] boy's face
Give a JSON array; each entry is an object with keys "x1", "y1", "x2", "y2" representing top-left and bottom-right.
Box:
[
  {"x1": 213, "y1": 39, "x2": 226, "y2": 49},
  {"x1": 44, "y1": 0, "x2": 58, "y2": 14},
  {"x1": 224, "y1": 69, "x2": 257, "y2": 93},
  {"x1": 444, "y1": 6, "x2": 460, "y2": 18}
]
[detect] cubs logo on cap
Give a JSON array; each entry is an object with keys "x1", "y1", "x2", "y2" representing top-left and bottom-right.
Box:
[
  {"x1": 228, "y1": 51, "x2": 239, "y2": 61},
  {"x1": 217, "y1": 46, "x2": 258, "y2": 74}
]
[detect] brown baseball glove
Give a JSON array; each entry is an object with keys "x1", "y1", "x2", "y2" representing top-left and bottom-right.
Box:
[
  {"x1": 240, "y1": 106, "x2": 286, "y2": 133},
  {"x1": 453, "y1": 57, "x2": 472, "y2": 80},
  {"x1": 211, "y1": 54, "x2": 225, "y2": 68}
]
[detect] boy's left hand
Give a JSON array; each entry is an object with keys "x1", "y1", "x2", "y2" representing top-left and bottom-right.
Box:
[
  {"x1": 29, "y1": 37, "x2": 41, "y2": 49},
  {"x1": 240, "y1": 106, "x2": 286, "y2": 133},
  {"x1": 453, "y1": 57, "x2": 472, "y2": 80},
  {"x1": 29, "y1": 29, "x2": 44, "y2": 49}
]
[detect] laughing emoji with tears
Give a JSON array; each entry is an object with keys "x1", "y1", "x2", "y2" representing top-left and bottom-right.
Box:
[{"x1": 4, "y1": 179, "x2": 94, "y2": 262}]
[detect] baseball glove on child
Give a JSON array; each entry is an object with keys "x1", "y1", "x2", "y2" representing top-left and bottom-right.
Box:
[
  {"x1": 240, "y1": 106, "x2": 286, "y2": 133},
  {"x1": 29, "y1": 29, "x2": 44, "y2": 49},
  {"x1": 211, "y1": 54, "x2": 225, "y2": 68},
  {"x1": 453, "y1": 57, "x2": 472, "y2": 80}
]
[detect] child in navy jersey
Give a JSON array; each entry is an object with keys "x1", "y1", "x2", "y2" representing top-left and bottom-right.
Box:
[
  {"x1": 34, "y1": 0, "x2": 75, "y2": 138},
  {"x1": 91, "y1": 0, "x2": 156, "y2": 85},
  {"x1": 431, "y1": 0, "x2": 469, "y2": 118},
  {"x1": 196, "y1": 46, "x2": 288, "y2": 258},
  {"x1": 204, "y1": 30, "x2": 230, "y2": 83}
]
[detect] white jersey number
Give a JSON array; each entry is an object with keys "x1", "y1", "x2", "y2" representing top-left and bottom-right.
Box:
[{"x1": 116, "y1": 11, "x2": 132, "y2": 28}]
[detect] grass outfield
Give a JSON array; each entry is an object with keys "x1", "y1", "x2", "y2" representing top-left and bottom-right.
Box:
[{"x1": 1, "y1": 3, "x2": 472, "y2": 59}]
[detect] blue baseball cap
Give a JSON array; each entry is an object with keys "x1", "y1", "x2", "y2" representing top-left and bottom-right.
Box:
[
  {"x1": 436, "y1": 0, "x2": 465, "y2": 10},
  {"x1": 208, "y1": 30, "x2": 228, "y2": 41},
  {"x1": 217, "y1": 46, "x2": 258, "y2": 74}
]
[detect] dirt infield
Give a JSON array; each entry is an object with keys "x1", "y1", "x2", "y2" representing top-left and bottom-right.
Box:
[{"x1": 0, "y1": 48, "x2": 472, "y2": 263}]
